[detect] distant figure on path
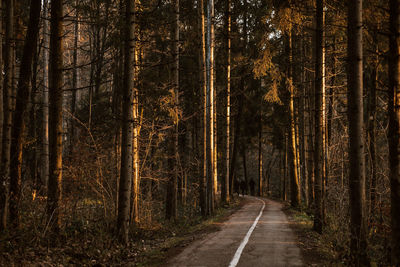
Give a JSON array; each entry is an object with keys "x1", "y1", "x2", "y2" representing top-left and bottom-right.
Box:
[
  {"x1": 249, "y1": 179, "x2": 255, "y2": 196},
  {"x1": 240, "y1": 180, "x2": 247, "y2": 196}
]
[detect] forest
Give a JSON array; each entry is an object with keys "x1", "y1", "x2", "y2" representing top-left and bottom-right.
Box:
[{"x1": 0, "y1": 0, "x2": 399, "y2": 266}]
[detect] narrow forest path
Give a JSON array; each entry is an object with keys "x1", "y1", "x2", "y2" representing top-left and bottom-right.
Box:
[{"x1": 167, "y1": 197, "x2": 303, "y2": 267}]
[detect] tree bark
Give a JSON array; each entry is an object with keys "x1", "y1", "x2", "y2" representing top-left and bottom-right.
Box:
[
  {"x1": 0, "y1": 0, "x2": 14, "y2": 231},
  {"x1": 347, "y1": 0, "x2": 368, "y2": 264},
  {"x1": 117, "y1": 0, "x2": 135, "y2": 243},
  {"x1": 206, "y1": 0, "x2": 215, "y2": 214},
  {"x1": 42, "y1": 0, "x2": 50, "y2": 190},
  {"x1": 389, "y1": 0, "x2": 400, "y2": 264},
  {"x1": 47, "y1": 0, "x2": 64, "y2": 231},
  {"x1": 9, "y1": 0, "x2": 41, "y2": 228},
  {"x1": 222, "y1": 0, "x2": 231, "y2": 204},
  {"x1": 69, "y1": 0, "x2": 79, "y2": 155},
  {"x1": 199, "y1": 0, "x2": 207, "y2": 216},
  {"x1": 288, "y1": 31, "x2": 301, "y2": 208},
  {"x1": 313, "y1": 0, "x2": 324, "y2": 233}
]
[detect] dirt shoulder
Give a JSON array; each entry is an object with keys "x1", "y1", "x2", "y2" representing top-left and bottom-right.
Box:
[{"x1": 282, "y1": 204, "x2": 341, "y2": 266}]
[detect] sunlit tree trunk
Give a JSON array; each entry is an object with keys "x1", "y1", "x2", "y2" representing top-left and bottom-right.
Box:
[
  {"x1": 347, "y1": 0, "x2": 368, "y2": 264},
  {"x1": 131, "y1": 9, "x2": 140, "y2": 223},
  {"x1": 206, "y1": 0, "x2": 215, "y2": 214},
  {"x1": 0, "y1": 0, "x2": 13, "y2": 231},
  {"x1": 300, "y1": 48, "x2": 309, "y2": 206},
  {"x1": 199, "y1": 0, "x2": 207, "y2": 216},
  {"x1": 47, "y1": 0, "x2": 64, "y2": 231},
  {"x1": 288, "y1": 31, "x2": 300, "y2": 208},
  {"x1": 389, "y1": 0, "x2": 400, "y2": 264},
  {"x1": 117, "y1": 0, "x2": 135, "y2": 243},
  {"x1": 222, "y1": 0, "x2": 231, "y2": 203},
  {"x1": 9, "y1": 0, "x2": 41, "y2": 228}
]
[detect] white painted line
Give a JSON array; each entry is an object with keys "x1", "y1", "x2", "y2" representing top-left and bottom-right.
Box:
[{"x1": 228, "y1": 197, "x2": 266, "y2": 267}]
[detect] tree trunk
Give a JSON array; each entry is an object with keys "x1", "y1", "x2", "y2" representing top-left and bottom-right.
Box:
[
  {"x1": 47, "y1": 0, "x2": 64, "y2": 231},
  {"x1": 9, "y1": 0, "x2": 41, "y2": 228},
  {"x1": 69, "y1": 0, "x2": 79, "y2": 155},
  {"x1": 347, "y1": 0, "x2": 368, "y2": 264},
  {"x1": 42, "y1": 0, "x2": 50, "y2": 191},
  {"x1": 199, "y1": 0, "x2": 207, "y2": 216},
  {"x1": 221, "y1": 0, "x2": 231, "y2": 204},
  {"x1": 368, "y1": 37, "x2": 378, "y2": 215},
  {"x1": 0, "y1": 0, "x2": 14, "y2": 231},
  {"x1": 131, "y1": 7, "x2": 140, "y2": 224},
  {"x1": 0, "y1": 0, "x2": 3, "y2": 195},
  {"x1": 313, "y1": 0, "x2": 324, "y2": 234},
  {"x1": 288, "y1": 32, "x2": 301, "y2": 208},
  {"x1": 206, "y1": 0, "x2": 215, "y2": 215},
  {"x1": 389, "y1": 0, "x2": 400, "y2": 264},
  {"x1": 117, "y1": 0, "x2": 135, "y2": 243}
]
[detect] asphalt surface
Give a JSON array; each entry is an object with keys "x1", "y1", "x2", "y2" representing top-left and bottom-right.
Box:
[{"x1": 167, "y1": 197, "x2": 303, "y2": 267}]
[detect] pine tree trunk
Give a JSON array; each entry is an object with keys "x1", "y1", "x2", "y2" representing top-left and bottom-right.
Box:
[
  {"x1": 117, "y1": 0, "x2": 134, "y2": 243},
  {"x1": 288, "y1": 32, "x2": 301, "y2": 208},
  {"x1": 42, "y1": 0, "x2": 50, "y2": 191},
  {"x1": 222, "y1": 0, "x2": 231, "y2": 203},
  {"x1": 206, "y1": 0, "x2": 215, "y2": 215},
  {"x1": 389, "y1": 0, "x2": 400, "y2": 264},
  {"x1": 199, "y1": 0, "x2": 207, "y2": 216},
  {"x1": 69, "y1": 0, "x2": 79, "y2": 155},
  {"x1": 0, "y1": 0, "x2": 3, "y2": 190},
  {"x1": 347, "y1": 0, "x2": 368, "y2": 264},
  {"x1": 0, "y1": 0, "x2": 13, "y2": 231},
  {"x1": 9, "y1": 0, "x2": 41, "y2": 228},
  {"x1": 47, "y1": 0, "x2": 64, "y2": 231},
  {"x1": 313, "y1": 0, "x2": 324, "y2": 233},
  {"x1": 369, "y1": 38, "x2": 377, "y2": 214}
]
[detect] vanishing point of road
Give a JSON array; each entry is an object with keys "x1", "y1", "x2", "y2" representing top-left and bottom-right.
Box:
[{"x1": 168, "y1": 197, "x2": 303, "y2": 267}]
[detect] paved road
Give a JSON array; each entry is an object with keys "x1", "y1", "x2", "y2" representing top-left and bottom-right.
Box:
[{"x1": 167, "y1": 197, "x2": 303, "y2": 267}]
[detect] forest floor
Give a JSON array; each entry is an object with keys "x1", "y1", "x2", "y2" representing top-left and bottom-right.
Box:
[
  {"x1": 0, "y1": 197, "x2": 245, "y2": 266},
  {"x1": 283, "y1": 204, "x2": 344, "y2": 266}
]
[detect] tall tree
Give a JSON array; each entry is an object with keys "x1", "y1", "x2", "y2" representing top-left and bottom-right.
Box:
[
  {"x1": 42, "y1": 0, "x2": 50, "y2": 189},
  {"x1": 9, "y1": 0, "x2": 41, "y2": 228},
  {"x1": 347, "y1": 0, "x2": 368, "y2": 264},
  {"x1": 117, "y1": 0, "x2": 135, "y2": 243},
  {"x1": 288, "y1": 31, "x2": 301, "y2": 208},
  {"x1": 314, "y1": 0, "x2": 324, "y2": 233},
  {"x1": 199, "y1": 0, "x2": 207, "y2": 216},
  {"x1": 0, "y1": 0, "x2": 15, "y2": 231},
  {"x1": 222, "y1": 0, "x2": 231, "y2": 203},
  {"x1": 206, "y1": 0, "x2": 215, "y2": 214},
  {"x1": 389, "y1": 0, "x2": 400, "y2": 264},
  {"x1": 47, "y1": 0, "x2": 64, "y2": 231}
]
